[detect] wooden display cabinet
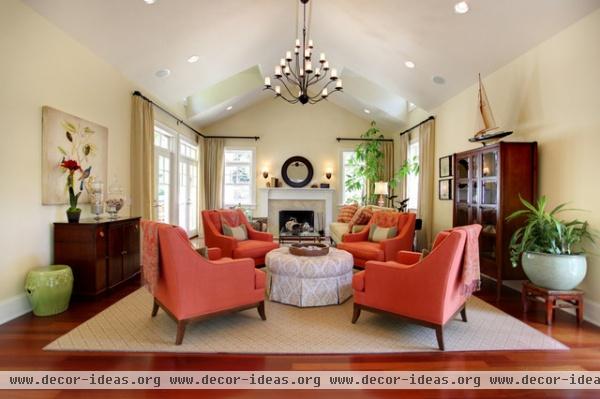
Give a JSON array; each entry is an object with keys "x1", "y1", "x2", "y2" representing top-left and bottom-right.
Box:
[{"x1": 453, "y1": 142, "x2": 537, "y2": 299}]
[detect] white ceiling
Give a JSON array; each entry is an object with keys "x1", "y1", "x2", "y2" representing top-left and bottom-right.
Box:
[{"x1": 24, "y1": 0, "x2": 600, "y2": 129}]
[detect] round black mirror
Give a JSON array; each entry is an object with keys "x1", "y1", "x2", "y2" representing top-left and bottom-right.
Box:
[{"x1": 281, "y1": 156, "x2": 313, "y2": 188}]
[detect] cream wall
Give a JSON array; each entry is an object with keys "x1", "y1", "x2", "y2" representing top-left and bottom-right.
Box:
[
  {"x1": 202, "y1": 98, "x2": 391, "y2": 214},
  {"x1": 0, "y1": 0, "x2": 137, "y2": 321},
  {"x1": 419, "y1": 9, "x2": 600, "y2": 307}
]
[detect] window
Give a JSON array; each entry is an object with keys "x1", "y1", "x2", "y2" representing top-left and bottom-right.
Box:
[
  {"x1": 154, "y1": 126, "x2": 173, "y2": 224},
  {"x1": 153, "y1": 123, "x2": 200, "y2": 236},
  {"x1": 406, "y1": 137, "x2": 419, "y2": 210},
  {"x1": 341, "y1": 150, "x2": 365, "y2": 204},
  {"x1": 223, "y1": 147, "x2": 255, "y2": 207},
  {"x1": 178, "y1": 139, "x2": 199, "y2": 236}
]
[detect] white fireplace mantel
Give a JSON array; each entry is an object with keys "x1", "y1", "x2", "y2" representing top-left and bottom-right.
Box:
[{"x1": 257, "y1": 188, "x2": 335, "y2": 234}]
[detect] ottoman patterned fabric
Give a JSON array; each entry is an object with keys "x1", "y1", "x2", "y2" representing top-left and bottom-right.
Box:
[{"x1": 265, "y1": 247, "x2": 354, "y2": 307}]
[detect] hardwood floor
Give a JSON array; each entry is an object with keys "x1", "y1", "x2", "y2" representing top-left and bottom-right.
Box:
[{"x1": 1, "y1": 277, "x2": 599, "y2": 398}]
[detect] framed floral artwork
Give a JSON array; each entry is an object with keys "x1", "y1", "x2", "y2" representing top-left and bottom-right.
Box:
[{"x1": 42, "y1": 106, "x2": 108, "y2": 205}]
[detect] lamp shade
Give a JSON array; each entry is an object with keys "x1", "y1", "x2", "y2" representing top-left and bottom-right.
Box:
[{"x1": 374, "y1": 181, "x2": 388, "y2": 195}]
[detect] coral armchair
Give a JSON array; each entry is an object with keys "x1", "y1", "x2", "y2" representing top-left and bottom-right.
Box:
[
  {"x1": 148, "y1": 222, "x2": 266, "y2": 345},
  {"x1": 202, "y1": 209, "x2": 279, "y2": 266},
  {"x1": 352, "y1": 226, "x2": 481, "y2": 350},
  {"x1": 337, "y1": 211, "x2": 416, "y2": 268}
]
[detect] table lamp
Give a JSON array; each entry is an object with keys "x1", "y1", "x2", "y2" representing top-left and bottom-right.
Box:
[{"x1": 374, "y1": 181, "x2": 388, "y2": 207}]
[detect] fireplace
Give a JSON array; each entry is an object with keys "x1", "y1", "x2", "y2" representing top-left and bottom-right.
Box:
[{"x1": 279, "y1": 210, "x2": 314, "y2": 234}]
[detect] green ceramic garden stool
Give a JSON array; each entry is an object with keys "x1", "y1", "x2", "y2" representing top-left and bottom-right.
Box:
[{"x1": 25, "y1": 265, "x2": 74, "y2": 316}]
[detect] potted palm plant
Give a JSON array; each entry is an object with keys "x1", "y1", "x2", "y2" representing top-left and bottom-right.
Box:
[
  {"x1": 345, "y1": 121, "x2": 418, "y2": 205},
  {"x1": 507, "y1": 196, "x2": 596, "y2": 290}
]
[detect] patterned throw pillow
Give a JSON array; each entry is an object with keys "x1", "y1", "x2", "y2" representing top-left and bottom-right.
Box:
[
  {"x1": 337, "y1": 203, "x2": 358, "y2": 223},
  {"x1": 348, "y1": 207, "x2": 373, "y2": 230},
  {"x1": 222, "y1": 222, "x2": 248, "y2": 241},
  {"x1": 368, "y1": 225, "x2": 398, "y2": 243}
]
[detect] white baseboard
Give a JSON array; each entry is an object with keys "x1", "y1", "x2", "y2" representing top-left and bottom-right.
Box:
[
  {"x1": 502, "y1": 280, "x2": 600, "y2": 327},
  {"x1": 0, "y1": 293, "x2": 31, "y2": 326}
]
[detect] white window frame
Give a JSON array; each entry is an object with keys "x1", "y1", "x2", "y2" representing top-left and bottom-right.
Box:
[
  {"x1": 406, "y1": 132, "x2": 419, "y2": 211},
  {"x1": 339, "y1": 149, "x2": 365, "y2": 205},
  {"x1": 153, "y1": 122, "x2": 200, "y2": 237},
  {"x1": 178, "y1": 136, "x2": 199, "y2": 237},
  {"x1": 223, "y1": 146, "x2": 256, "y2": 208}
]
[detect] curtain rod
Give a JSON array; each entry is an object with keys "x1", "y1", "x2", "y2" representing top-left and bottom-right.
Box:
[
  {"x1": 399, "y1": 115, "x2": 435, "y2": 136},
  {"x1": 336, "y1": 137, "x2": 394, "y2": 142},
  {"x1": 132, "y1": 91, "x2": 259, "y2": 141}
]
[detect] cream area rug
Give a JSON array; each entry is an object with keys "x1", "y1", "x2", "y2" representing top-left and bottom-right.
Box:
[{"x1": 45, "y1": 289, "x2": 567, "y2": 354}]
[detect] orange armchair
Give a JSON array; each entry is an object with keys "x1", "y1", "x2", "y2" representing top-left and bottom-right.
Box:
[
  {"x1": 337, "y1": 211, "x2": 416, "y2": 268},
  {"x1": 148, "y1": 222, "x2": 266, "y2": 345},
  {"x1": 202, "y1": 209, "x2": 279, "y2": 266},
  {"x1": 352, "y1": 226, "x2": 480, "y2": 350}
]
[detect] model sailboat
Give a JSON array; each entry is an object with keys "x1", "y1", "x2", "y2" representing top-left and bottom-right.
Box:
[{"x1": 468, "y1": 74, "x2": 512, "y2": 145}]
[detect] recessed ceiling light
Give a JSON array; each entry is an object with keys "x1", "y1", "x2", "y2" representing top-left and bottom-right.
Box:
[
  {"x1": 144, "y1": 0, "x2": 157, "y2": 4},
  {"x1": 432, "y1": 75, "x2": 446, "y2": 85},
  {"x1": 187, "y1": 55, "x2": 200, "y2": 63},
  {"x1": 226, "y1": 105, "x2": 233, "y2": 111},
  {"x1": 155, "y1": 68, "x2": 170, "y2": 78},
  {"x1": 404, "y1": 61, "x2": 415, "y2": 69},
  {"x1": 454, "y1": 1, "x2": 469, "y2": 14},
  {"x1": 363, "y1": 108, "x2": 371, "y2": 114}
]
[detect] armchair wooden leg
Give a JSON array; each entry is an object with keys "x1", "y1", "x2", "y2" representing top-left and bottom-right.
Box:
[
  {"x1": 435, "y1": 325, "x2": 445, "y2": 351},
  {"x1": 352, "y1": 304, "x2": 362, "y2": 324},
  {"x1": 175, "y1": 320, "x2": 188, "y2": 345},
  {"x1": 151, "y1": 299, "x2": 159, "y2": 317},
  {"x1": 257, "y1": 301, "x2": 267, "y2": 321},
  {"x1": 460, "y1": 306, "x2": 467, "y2": 322}
]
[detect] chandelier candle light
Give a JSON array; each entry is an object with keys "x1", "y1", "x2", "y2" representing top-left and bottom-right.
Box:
[{"x1": 264, "y1": 0, "x2": 343, "y2": 104}]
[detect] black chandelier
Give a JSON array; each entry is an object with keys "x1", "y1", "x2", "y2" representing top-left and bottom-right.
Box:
[{"x1": 264, "y1": 0, "x2": 343, "y2": 105}]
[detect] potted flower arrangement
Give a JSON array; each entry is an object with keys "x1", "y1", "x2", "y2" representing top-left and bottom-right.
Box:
[
  {"x1": 60, "y1": 159, "x2": 90, "y2": 223},
  {"x1": 507, "y1": 195, "x2": 596, "y2": 290}
]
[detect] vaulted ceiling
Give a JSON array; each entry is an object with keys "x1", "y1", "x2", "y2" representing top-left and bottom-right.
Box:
[{"x1": 24, "y1": 0, "x2": 600, "y2": 129}]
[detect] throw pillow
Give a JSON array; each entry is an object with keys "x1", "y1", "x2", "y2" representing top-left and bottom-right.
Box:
[
  {"x1": 349, "y1": 207, "x2": 373, "y2": 230},
  {"x1": 368, "y1": 225, "x2": 398, "y2": 243},
  {"x1": 337, "y1": 203, "x2": 358, "y2": 223},
  {"x1": 222, "y1": 222, "x2": 248, "y2": 241}
]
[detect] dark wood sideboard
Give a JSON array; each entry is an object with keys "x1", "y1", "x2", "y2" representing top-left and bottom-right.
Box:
[
  {"x1": 53, "y1": 217, "x2": 141, "y2": 296},
  {"x1": 452, "y1": 142, "x2": 538, "y2": 299}
]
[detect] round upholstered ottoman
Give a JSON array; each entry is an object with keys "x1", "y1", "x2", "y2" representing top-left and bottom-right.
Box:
[{"x1": 265, "y1": 247, "x2": 353, "y2": 307}]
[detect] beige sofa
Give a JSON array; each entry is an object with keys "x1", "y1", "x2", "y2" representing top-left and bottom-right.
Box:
[{"x1": 330, "y1": 205, "x2": 397, "y2": 245}]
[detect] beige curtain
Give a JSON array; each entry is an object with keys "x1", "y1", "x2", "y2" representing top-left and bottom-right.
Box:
[
  {"x1": 203, "y1": 138, "x2": 224, "y2": 210},
  {"x1": 130, "y1": 95, "x2": 155, "y2": 219},
  {"x1": 416, "y1": 119, "x2": 435, "y2": 250},
  {"x1": 396, "y1": 133, "x2": 409, "y2": 200},
  {"x1": 381, "y1": 141, "x2": 394, "y2": 207}
]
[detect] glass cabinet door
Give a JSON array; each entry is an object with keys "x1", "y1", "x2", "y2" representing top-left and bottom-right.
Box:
[{"x1": 482, "y1": 151, "x2": 498, "y2": 177}]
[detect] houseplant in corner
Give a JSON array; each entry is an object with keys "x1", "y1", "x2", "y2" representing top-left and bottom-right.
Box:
[
  {"x1": 345, "y1": 121, "x2": 418, "y2": 205},
  {"x1": 507, "y1": 195, "x2": 596, "y2": 290}
]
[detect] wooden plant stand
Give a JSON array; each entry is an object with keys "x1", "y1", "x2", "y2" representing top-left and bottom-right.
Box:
[{"x1": 522, "y1": 281, "x2": 584, "y2": 326}]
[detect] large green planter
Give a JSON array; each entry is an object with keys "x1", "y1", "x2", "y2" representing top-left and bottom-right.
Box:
[
  {"x1": 522, "y1": 252, "x2": 587, "y2": 291},
  {"x1": 25, "y1": 265, "x2": 74, "y2": 316}
]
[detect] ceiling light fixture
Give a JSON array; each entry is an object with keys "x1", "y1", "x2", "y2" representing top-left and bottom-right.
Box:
[
  {"x1": 155, "y1": 68, "x2": 170, "y2": 78},
  {"x1": 264, "y1": 0, "x2": 342, "y2": 105},
  {"x1": 454, "y1": 1, "x2": 469, "y2": 14},
  {"x1": 187, "y1": 55, "x2": 200, "y2": 63},
  {"x1": 363, "y1": 109, "x2": 371, "y2": 114},
  {"x1": 404, "y1": 61, "x2": 415, "y2": 69},
  {"x1": 143, "y1": 0, "x2": 157, "y2": 4},
  {"x1": 226, "y1": 105, "x2": 233, "y2": 111}
]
